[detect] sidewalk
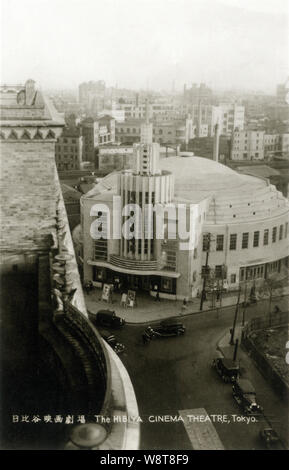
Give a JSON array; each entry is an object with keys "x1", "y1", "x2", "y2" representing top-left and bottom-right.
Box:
[
  {"x1": 217, "y1": 326, "x2": 289, "y2": 449},
  {"x1": 217, "y1": 325, "x2": 244, "y2": 359},
  {"x1": 84, "y1": 284, "x2": 289, "y2": 324}
]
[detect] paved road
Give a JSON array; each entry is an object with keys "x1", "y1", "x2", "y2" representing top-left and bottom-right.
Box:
[{"x1": 108, "y1": 299, "x2": 288, "y2": 450}]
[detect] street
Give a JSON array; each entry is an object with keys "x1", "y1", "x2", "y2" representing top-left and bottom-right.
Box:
[{"x1": 105, "y1": 298, "x2": 289, "y2": 450}]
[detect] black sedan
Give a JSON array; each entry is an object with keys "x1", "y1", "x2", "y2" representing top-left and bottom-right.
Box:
[{"x1": 143, "y1": 321, "x2": 186, "y2": 341}]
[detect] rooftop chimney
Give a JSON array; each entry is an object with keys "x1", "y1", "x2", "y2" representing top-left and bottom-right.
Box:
[{"x1": 213, "y1": 123, "x2": 220, "y2": 162}]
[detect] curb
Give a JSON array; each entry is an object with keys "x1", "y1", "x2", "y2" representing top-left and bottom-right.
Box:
[
  {"x1": 216, "y1": 330, "x2": 228, "y2": 358},
  {"x1": 87, "y1": 293, "x2": 289, "y2": 327}
]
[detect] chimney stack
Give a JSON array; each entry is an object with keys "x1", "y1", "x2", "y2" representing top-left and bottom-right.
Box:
[{"x1": 213, "y1": 123, "x2": 220, "y2": 162}]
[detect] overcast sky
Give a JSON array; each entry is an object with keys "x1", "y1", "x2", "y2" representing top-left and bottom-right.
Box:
[{"x1": 1, "y1": 0, "x2": 288, "y2": 92}]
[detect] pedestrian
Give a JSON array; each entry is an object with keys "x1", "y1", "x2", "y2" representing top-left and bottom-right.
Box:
[
  {"x1": 121, "y1": 292, "x2": 127, "y2": 307},
  {"x1": 84, "y1": 281, "x2": 91, "y2": 295},
  {"x1": 142, "y1": 333, "x2": 149, "y2": 345},
  {"x1": 155, "y1": 291, "x2": 161, "y2": 302},
  {"x1": 181, "y1": 297, "x2": 188, "y2": 313}
]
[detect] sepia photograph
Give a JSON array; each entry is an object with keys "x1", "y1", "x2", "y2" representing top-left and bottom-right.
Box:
[{"x1": 0, "y1": 0, "x2": 288, "y2": 454}]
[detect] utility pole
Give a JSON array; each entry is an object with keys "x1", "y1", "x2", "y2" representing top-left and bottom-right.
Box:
[
  {"x1": 200, "y1": 233, "x2": 211, "y2": 311},
  {"x1": 230, "y1": 287, "x2": 241, "y2": 345},
  {"x1": 233, "y1": 338, "x2": 239, "y2": 361},
  {"x1": 268, "y1": 286, "x2": 272, "y2": 327},
  {"x1": 219, "y1": 264, "x2": 226, "y2": 309},
  {"x1": 242, "y1": 281, "x2": 248, "y2": 327}
]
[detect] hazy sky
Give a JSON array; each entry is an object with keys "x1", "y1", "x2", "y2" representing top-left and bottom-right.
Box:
[{"x1": 1, "y1": 0, "x2": 288, "y2": 92}]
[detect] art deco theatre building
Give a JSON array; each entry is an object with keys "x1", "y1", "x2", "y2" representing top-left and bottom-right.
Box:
[{"x1": 80, "y1": 107, "x2": 289, "y2": 301}]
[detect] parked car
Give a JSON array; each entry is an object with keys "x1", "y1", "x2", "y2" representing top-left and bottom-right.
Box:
[
  {"x1": 232, "y1": 379, "x2": 263, "y2": 415},
  {"x1": 259, "y1": 427, "x2": 283, "y2": 450},
  {"x1": 144, "y1": 321, "x2": 186, "y2": 339},
  {"x1": 99, "y1": 331, "x2": 125, "y2": 355},
  {"x1": 212, "y1": 357, "x2": 240, "y2": 383},
  {"x1": 88, "y1": 309, "x2": 125, "y2": 329}
]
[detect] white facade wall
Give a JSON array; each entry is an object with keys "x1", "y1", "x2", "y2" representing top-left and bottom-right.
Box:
[
  {"x1": 204, "y1": 212, "x2": 289, "y2": 290},
  {"x1": 231, "y1": 130, "x2": 265, "y2": 160}
]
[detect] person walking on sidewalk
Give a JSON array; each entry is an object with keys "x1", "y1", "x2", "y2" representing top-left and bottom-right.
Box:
[
  {"x1": 155, "y1": 290, "x2": 161, "y2": 302},
  {"x1": 181, "y1": 297, "x2": 188, "y2": 312}
]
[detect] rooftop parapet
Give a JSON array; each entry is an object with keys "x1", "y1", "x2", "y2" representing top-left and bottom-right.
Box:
[{"x1": 0, "y1": 79, "x2": 64, "y2": 125}]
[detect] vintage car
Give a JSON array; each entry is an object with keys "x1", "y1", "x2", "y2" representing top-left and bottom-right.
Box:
[
  {"x1": 259, "y1": 427, "x2": 283, "y2": 450},
  {"x1": 88, "y1": 309, "x2": 125, "y2": 329},
  {"x1": 99, "y1": 331, "x2": 125, "y2": 355},
  {"x1": 212, "y1": 357, "x2": 240, "y2": 383},
  {"x1": 144, "y1": 321, "x2": 186, "y2": 339},
  {"x1": 232, "y1": 379, "x2": 263, "y2": 415}
]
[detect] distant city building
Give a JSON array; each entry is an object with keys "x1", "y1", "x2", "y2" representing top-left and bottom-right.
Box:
[
  {"x1": 80, "y1": 115, "x2": 115, "y2": 164},
  {"x1": 230, "y1": 129, "x2": 265, "y2": 161},
  {"x1": 115, "y1": 117, "x2": 193, "y2": 147},
  {"x1": 98, "y1": 145, "x2": 134, "y2": 172},
  {"x1": 98, "y1": 114, "x2": 115, "y2": 144},
  {"x1": 265, "y1": 103, "x2": 289, "y2": 122},
  {"x1": 55, "y1": 126, "x2": 83, "y2": 171},
  {"x1": 79, "y1": 80, "x2": 106, "y2": 113},
  {"x1": 219, "y1": 103, "x2": 245, "y2": 136},
  {"x1": 231, "y1": 130, "x2": 289, "y2": 161},
  {"x1": 183, "y1": 83, "x2": 213, "y2": 105},
  {"x1": 117, "y1": 98, "x2": 178, "y2": 121},
  {"x1": 279, "y1": 133, "x2": 289, "y2": 156},
  {"x1": 276, "y1": 78, "x2": 289, "y2": 105},
  {"x1": 180, "y1": 102, "x2": 244, "y2": 137},
  {"x1": 98, "y1": 108, "x2": 126, "y2": 122},
  {"x1": 186, "y1": 135, "x2": 230, "y2": 162}
]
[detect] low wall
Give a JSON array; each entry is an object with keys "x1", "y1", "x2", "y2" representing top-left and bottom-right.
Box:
[
  {"x1": 242, "y1": 313, "x2": 289, "y2": 402},
  {"x1": 244, "y1": 311, "x2": 289, "y2": 335}
]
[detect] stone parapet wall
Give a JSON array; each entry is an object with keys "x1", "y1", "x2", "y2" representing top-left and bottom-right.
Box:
[{"x1": 0, "y1": 140, "x2": 58, "y2": 253}]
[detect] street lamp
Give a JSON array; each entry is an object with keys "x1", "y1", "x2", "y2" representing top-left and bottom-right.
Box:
[
  {"x1": 200, "y1": 233, "x2": 211, "y2": 311},
  {"x1": 230, "y1": 287, "x2": 241, "y2": 345}
]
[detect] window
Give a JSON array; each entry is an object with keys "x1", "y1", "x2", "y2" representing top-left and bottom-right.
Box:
[
  {"x1": 242, "y1": 232, "x2": 249, "y2": 249},
  {"x1": 201, "y1": 265, "x2": 210, "y2": 278},
  {"x1": 285, "y1": 222, "x2": 288, "y2": 238},
  {"x1": 272, "y1": 226, "x2": 277, "y2": 243},
  {"x1": 161, "y1": 243, "x2": 177, "y2": 271},
  {"x1": 263, "y1": 229, "x2": 269, "y2": 245},
  {"x1": 279, "y1": 225, "x2": 283, "y2": 240},
  {"x1": 253, "y1": 231, "x2": 259, "y2": 247},
  {"x1": 229, "y1": 234, "x2": 237, "y2": 250},
  {"x1": 215, "y1": 265, "x2": 223, "y2": 279},
  {"x1": 240, "y1": 268, "x2": 245, "y2": 282},
  {"x1": 161, "y1": 277, "x2": 174, "y2": 293},
  {"x1": 230, "y1": 274, "x2": 236, "y2": 284},
  {"x1": 216, "y1": 235, "x2": 224, "y2": 251}
]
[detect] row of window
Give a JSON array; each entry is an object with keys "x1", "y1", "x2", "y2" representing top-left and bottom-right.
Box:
[
  {"x1": 62, "y1": 138, "x2": 78, "y2": 144},
  {"x1": 202, "y1": 259, "x2": 285, "y2": 284},
  {"x1": 205, "y1": 223, "x2": 288, "y2": 252}
]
